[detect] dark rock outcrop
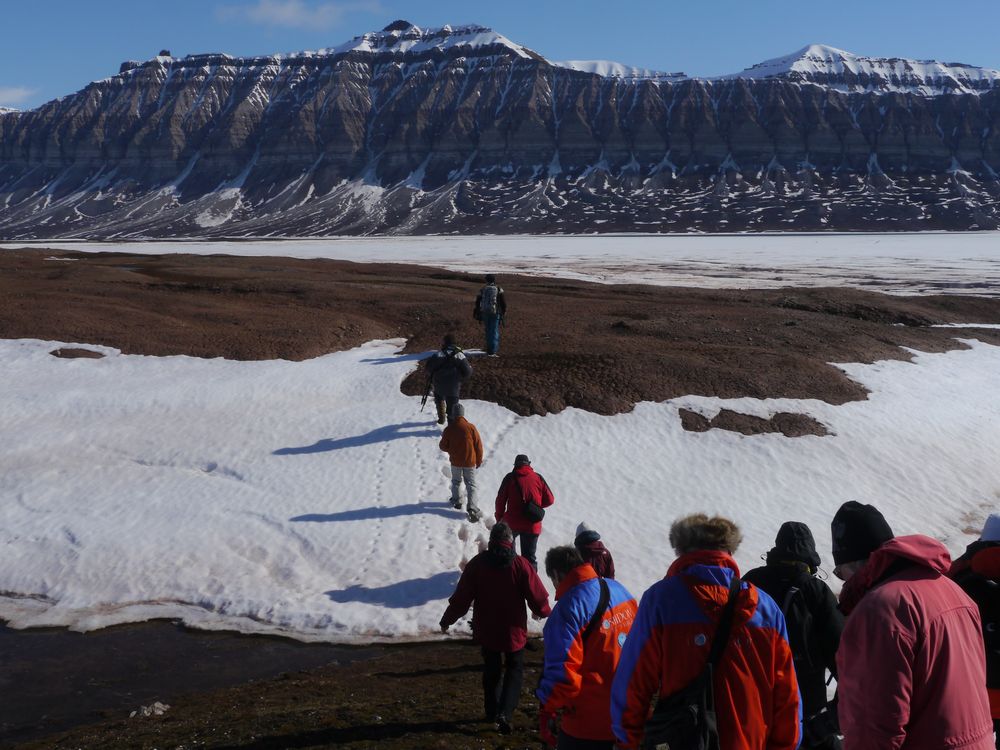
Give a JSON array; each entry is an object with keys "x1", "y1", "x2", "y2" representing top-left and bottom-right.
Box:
[{"x1": 1, "y1": 24, "x2": 999, "y2": 238}]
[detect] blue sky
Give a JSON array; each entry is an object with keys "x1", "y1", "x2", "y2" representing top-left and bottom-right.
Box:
[{"x1": 3, "y1": 0, "x2": 1000, "y2": 109}]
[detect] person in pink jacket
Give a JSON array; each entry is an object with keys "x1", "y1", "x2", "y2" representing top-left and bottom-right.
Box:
[{"x1": 832, "y1": 501, "x2": 994, "y2": 750}]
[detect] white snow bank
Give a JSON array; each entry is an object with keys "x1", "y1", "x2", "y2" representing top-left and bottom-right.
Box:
[
  {"x1": 1, "y1": 337, "x2": 999, "y2": 641},
  {"x1": 6, "y1": 233, "x2": 999, "y2": 296}
]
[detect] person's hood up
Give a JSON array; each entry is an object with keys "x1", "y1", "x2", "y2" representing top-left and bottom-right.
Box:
[
  {"x1": 767, "y1": 521, "x2": 821, "y2": 570},
  {"x1": 839, "y1": 534, "x2": 951, "y2": 614}
]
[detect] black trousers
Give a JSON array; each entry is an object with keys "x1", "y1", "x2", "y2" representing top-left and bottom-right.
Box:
[
  {"x1": 482, "y1": 648, "x2": 524, "y2": 721},
  {"x1": 514, "y1": 532, "x2": 539, "y2": 569},
  {"x1": 557, "y1": 730, "x2": 614, "y2": 749}
]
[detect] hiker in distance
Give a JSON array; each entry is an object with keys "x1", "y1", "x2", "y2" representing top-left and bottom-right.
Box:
[
  {"x1": 537, "y1": 545, "x2": 637, "y2": 749},
  {"x1": 832, "y1": 501, "x2": 994, "y2": 750},
  {"x1": 424, "y1": 333, "x2": 472, "y2": 425},
  {"x1": 438, "y1": 403, "x2": 484, "y2": 522},
  {"x1": 439, "y1": 522, "x2": 551, "y2": 736},
  {"x1": 744, "y1": 521, "x2": 844, "y2": 750},
  {"x1": 950, "y1": 513, "x2": 1000, "y2": 747},
  {"x1": 611, "y1": 513, "x2": 801, "y2": 750},
  {"x1": 495, "y1": 454, "x2": 554, "y2": 570},
  {"x1": 473, "y1": 273, "x2": 506, "y2": 356}
]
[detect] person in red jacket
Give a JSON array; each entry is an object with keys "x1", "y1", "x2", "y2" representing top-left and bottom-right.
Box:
[
  {"x1": 440, "y1": 521, "x2": 551, "y2": 735},
  {"x1": 537, "y1": 546, "x2": 637, "y2": 749},
  {"x1": 950, "y1": 513, "x2": 1000, "y2": 747},
  {"x1": 832, "y1": 501, "x2": 994, "y2": 750},
  {"x1": 438, "y1": 403, "x2": 484, "y2": 522},
  {"x1": 494, "y1": 454, "x2": 554, "y2": 570},
  {"x1": 611, "y1": 513, "x2": 801, "y2": 750},
  {"x1": 574, "y1": 521, "x2": 616, "y2": 579}
]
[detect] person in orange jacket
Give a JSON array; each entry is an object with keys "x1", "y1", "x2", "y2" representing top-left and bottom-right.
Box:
[
  {"x1": 438, "y1": 403, "x2": 484, "y2": 522},
  {"x1": 537, "y1": 546, "x2": 637, "y2": 749},
  {"x1": 611, "y1": 513, "x2": 801, "y2": 750}
]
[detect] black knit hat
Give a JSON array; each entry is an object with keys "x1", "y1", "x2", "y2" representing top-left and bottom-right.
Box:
[
  {"x1": 831, "y1": 501, "x2": 894, "y2": 565},
  {"x1": 514, "y1": 454, "x2": 530, "y2": 467}
]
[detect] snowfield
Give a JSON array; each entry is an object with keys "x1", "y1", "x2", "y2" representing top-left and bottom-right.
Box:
[
  {"x1": 2, "y1": 335, "x2": 999, "y2": 642},
  {"x1": 6, "y1": 233, "x2": 1000, "y2": 295}
]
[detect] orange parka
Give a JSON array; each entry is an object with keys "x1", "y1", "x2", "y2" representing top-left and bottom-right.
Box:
[{"x1": 439, "y1": 416, "x2": 483, "y2": 468}]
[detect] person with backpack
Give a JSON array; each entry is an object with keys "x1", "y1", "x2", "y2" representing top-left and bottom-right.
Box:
[
  {"x1": 440, "y1": 522, "x2": 551, "y2": 735},
  {"x1": 438, "y1": 403, "x2": 484, "y2": 522},
  {"x1": 574, "y1": 522, "x2": 616, "y2": 579},
  {"x1": 949, "y1": 512, "x2": 1000, "y2": 748},
  {"x1": 536, "y1": 545, "x2": 638, "y2": 749},
  {"x1": 494, "y1": 454, "x2": 554, "y2": 570},
  {"x1": 473, "y1": 274, "x2": 506, "y2": 356},
  {"x1": 611, "y1": 513, "x2": 801, "y2": 750},
  {"x1": 425, "y1": 333, "x2": 472, "y2": 425},
  {"x1": 832, "y1": 501, "x2": 993, "y2": 750},
  {"x1": 744, "y1": 522, "x2": 844, "y2": 749}
]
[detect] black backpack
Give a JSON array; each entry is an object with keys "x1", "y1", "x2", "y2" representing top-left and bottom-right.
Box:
[
  {"x1": 780, "y1": 582, "x2": 816, "y2": 672},
  {"x1": 507, "y1": 472, "x2": 546, "y2": 523},
  {"x1": 641, "y1": 575, "x2": 741, "y2": 750}
]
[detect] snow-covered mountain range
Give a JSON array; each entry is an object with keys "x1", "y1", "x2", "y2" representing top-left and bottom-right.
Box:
[{"x1": 2, "y1": 22, "x2": 1000, "y2": 238}]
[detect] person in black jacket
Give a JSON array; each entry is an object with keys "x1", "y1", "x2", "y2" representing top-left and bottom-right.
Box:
[
  {"x1": 743, "y1": 521, "x2": 844, "y2": 750},
  {"x1": 949, "y1": 513, "x2": 1000, "y2": 747},
  {"x1": 425, "y1": 333, "x2": 473, "y2": 425}
]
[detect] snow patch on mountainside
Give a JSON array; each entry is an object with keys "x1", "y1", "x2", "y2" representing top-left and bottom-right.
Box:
[
  {"x1": 309, "y1": 22, "x2": 539, "y2": 60},
  {"x1": 554, "y1": 60, "x2": 686, "y2": 82},
  {"x1": 721, "y1": 43, "x2": 1000, "y2": 95}
]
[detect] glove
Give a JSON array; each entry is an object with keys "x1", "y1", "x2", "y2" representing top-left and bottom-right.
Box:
[{"x1": 539, "y1": 709, "x2": 558, "y2": 747}]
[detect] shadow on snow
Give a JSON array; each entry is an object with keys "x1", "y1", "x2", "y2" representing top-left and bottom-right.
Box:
[
  {"x1": 358, "y1": 352, "x2": 431, "y2": 365},
  {"x1": 289, "y1": 501, "x2": 462, "y2": 524},
  {"x1": 325, "y1": 571, "x2": 461, "y2": 608},
  {"x1": 273, "y1": 421, "x2": 439, "y2": 455}
]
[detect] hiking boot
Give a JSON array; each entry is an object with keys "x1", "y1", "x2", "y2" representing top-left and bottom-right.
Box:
[
  {"x1": 467, "y1": 507, "x2": 482, "y2": 523},
  {"x1": 496, "y1": 715, "x2": 512, "y2": 735},
  {"x1": 450, "y1": 498, "x2": 463, "y2": 510}
]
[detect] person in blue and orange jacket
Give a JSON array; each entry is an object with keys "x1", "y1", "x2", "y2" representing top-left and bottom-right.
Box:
[
  {"x1": 537, "y1": 545, "x2": 638, "y2": 749},
  {"x1": 611, "y1": 513, "x2": 801, "y2": 750}
]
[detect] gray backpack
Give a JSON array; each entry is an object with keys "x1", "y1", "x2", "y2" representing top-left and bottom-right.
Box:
[{"x1": 479, "y1": 284, "x2": 499, "y2": 316}]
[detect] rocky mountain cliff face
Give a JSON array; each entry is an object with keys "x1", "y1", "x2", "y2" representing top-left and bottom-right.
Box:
[{"x1": 2, "y1": 23, "x2": 999, "y2": 238}]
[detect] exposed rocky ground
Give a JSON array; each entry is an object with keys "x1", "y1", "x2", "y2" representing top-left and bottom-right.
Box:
[
  {"x1": 4, "y1": 249, "x2": 1000, "y2": 428},
  {"x1": 2, "y1": 23, "x2": 1000, "y2": 237},
  {"x1": 12, "y1": 633, "x2": 547, "y2": 750}
]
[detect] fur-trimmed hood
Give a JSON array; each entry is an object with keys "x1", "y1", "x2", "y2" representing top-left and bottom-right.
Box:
[{"x1": 670, "y1": 514, "x2": 742, "y2": 555}]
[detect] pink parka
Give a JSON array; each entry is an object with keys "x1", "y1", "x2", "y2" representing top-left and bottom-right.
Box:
[{"x1": 837, "y1": 535, "x2": 994, "y2": 750}]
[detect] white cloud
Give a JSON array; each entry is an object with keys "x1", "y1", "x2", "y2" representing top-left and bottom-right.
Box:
[
  {"x1": 216, "y1": 0, "x2": 383, "y2": 30},
  {"x1": 0, "y1": 86, "x2": 36, "y2": 108}
]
